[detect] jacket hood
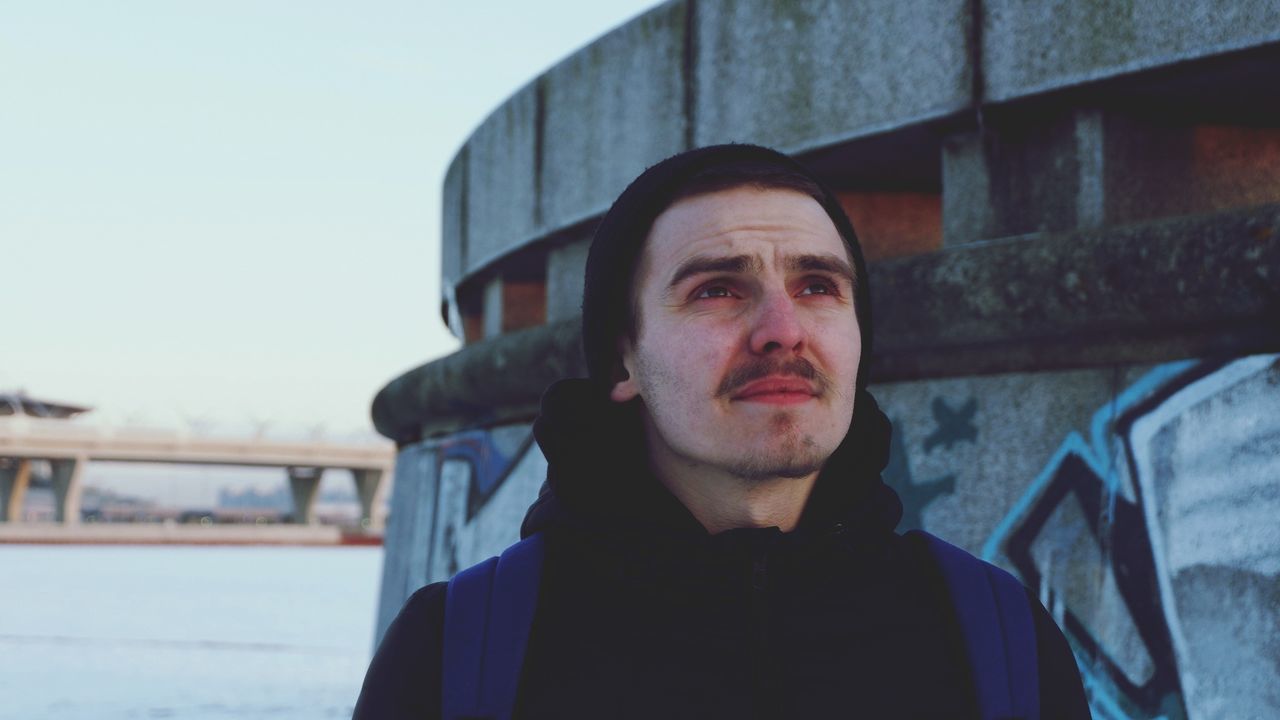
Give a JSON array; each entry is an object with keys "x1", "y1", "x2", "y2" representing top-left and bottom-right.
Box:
[{"x1": 521, "y1": 378, "x2": 901, "y2": 544}]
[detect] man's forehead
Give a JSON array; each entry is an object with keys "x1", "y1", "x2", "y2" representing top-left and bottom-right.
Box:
[
  {"x1": 640, "y1": 188, "x2": 849, "y2": 285},
  {"x1": 640, "y1": 186, "x2": 850, "y2": 279}
]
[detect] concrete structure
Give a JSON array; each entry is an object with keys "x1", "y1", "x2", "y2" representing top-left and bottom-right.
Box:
[
  {"x1": 373, "y1": 3, "x2": 1280, "y2": 718},
  {"x1": 0, "y1": 418, "x2": 394, "y2": 529}
]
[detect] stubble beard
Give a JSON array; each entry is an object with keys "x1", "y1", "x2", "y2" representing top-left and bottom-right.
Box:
[
  {"x1": 715, "y1": 355, "x2": 834, "y2": 482},
  {"x1": 726, "y1": 410, "x2": 826, "y2": 482}
]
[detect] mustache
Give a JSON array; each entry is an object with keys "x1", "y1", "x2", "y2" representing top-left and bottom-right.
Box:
[{"x1": 716, "y1": 356, "x2": 830, "y2": 397}]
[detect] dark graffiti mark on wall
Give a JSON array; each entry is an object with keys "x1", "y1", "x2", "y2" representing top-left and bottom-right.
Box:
[
  {"x1": 884, "y1": 396, "x2": 973, "y2": 532},
  {"x1": 923, "y1": 396, "x2": 978, "y2": 453},
  {"x1": 986, "y1": 355, "x2": 1280, "y2": 720},
  {"x1": 435, "y1": 428, "x2": 533, "y2": 521}
]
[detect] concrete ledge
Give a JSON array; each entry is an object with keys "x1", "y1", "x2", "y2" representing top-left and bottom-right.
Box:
[
  {"x1": 381, "y1": 204, "x2": 1280, "y2": 441},
  {"x1": 870, "y1": 203, "x2": 1280, "y2": 379},
  {"x1": 372, "y1": 319, "x2": 586, "y2": 444},
  {"x1": 982, "y1": 0, "x2": 1280, "y2": 102}
]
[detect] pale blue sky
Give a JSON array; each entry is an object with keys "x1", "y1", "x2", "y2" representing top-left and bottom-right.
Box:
[{"x1": 3, "y1": 0, "x2": 658, "y2": 439}]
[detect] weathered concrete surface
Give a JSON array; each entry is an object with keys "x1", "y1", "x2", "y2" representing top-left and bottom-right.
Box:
[
  {"x1": 942, "y1": 111, "x2": 1091, "y2": 243},
  {"x1": 944, "y1": 108, "x2": 1280, "y2": 245},
  {"x1": 372, "y1": 319, "x2": 586, "y2": 444},
  {"x1": 546, "y1": 236, "x2": 591, "y2": 322},
  {"x1": 464, "y1": 83, "x2": 539, "y2": 274},
  {"x1": 374, "y1": 441, "x2": 438, "y2": 643},
  {"x1": 982, "y1": 0, "x2": 1280, "y2": 101},
  {"x1": 374, "y1": 423, "x2": 542, "y2": 644},
  {"x1": 482, "y1": 275, "x2": 503, "y2": 339},
  {"x1": 539, "y1": 1, "x2": 688, "y2": 233},
  {"x1": 873, "y1": 203, "x2": 1280, "y2": 380},
  {"x1": 441, "y1": 147, "x2": 467, "y2": 290},
  {"x1": 693, "y1": 0, "x2": 972, "y2": 150}
]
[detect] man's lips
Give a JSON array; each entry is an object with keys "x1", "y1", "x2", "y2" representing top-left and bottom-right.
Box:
[{"x1": 730, "y1": 376, "x2": 818, "y2": 404}]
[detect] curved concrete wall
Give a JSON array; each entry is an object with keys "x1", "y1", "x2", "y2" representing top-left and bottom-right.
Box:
[
  {"x1": 441, "y1": 0, "x2": 1280, "y2": 296},
  {"x1": 377, "y1": 3, "x2": 1280, "y2": 719},
  {"x1": 442, "y1": 0, "x2": 979, "y2": 293}
]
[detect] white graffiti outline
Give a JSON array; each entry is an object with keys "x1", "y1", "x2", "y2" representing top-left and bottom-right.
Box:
[
  {"x1": 1126, "y1": 354, "x2": 1279, "y2": 717},
  {"x1": 982, "y1": 359, "x2": 1198, "y2": 720}
]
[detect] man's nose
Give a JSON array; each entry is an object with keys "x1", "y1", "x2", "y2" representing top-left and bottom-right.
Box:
[{"x1": 748, "y1": 290, "x2": 805, "y2": 354}]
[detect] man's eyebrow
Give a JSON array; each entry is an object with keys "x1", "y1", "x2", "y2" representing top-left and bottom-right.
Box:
[
  {"x1": 666, "y1": 254, "x2": 763, "y2": 290},
  {"x1": 787, "y1": 254, "x2": 857, "y2": 289}
]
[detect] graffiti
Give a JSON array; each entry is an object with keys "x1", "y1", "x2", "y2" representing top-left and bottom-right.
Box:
[
  {"x1": 923, "y1": 396, "x2": 978, "y2": 452},
  {"x1": 883, "y1": 399, "x2": 971, "y2": 533},
  {"x1": 987, "y1": 354, "x2": 1280, "y2": 720},
  {"x1": 423, "y1": 425, "x2": 545, "y2": 583}
]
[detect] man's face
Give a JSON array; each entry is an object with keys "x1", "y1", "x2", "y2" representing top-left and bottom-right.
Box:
[{"x1": 610, "y1": 186, "x2": 861, "y2": 481}]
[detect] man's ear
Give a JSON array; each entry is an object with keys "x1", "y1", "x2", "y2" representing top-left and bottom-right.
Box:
[{"x1": 609, "y1": 336, "x2": 640, "y2": 403}]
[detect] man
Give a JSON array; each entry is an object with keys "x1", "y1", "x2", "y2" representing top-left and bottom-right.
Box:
[{"x1": 354, "y1": 145, "x2": 1090, "y2": 718}]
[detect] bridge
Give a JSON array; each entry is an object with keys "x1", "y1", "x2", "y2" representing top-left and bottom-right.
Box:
[{"x1": 0, "y1": 416, "x2": 394, "y2": 530}]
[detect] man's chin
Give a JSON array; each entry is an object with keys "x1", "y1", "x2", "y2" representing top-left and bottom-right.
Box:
[
  {"x1": 729, "y1": 458, "x2": 825, "y2": 483},
  {"x1": 725, "y1": 435, "x2": 830, "y2": 482}
]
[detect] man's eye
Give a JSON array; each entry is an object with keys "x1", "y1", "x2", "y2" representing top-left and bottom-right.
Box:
[
  {"x1": 798, "y1": 281, "x2": 836, "y2": 296},
  {"x1": 694, "y1": 285, "x2": 734, "y2": 299}
]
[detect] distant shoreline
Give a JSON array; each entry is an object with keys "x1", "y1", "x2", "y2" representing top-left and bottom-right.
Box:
[{"x1": 0, "y1": 524, "x2": 382, "y2": 547}]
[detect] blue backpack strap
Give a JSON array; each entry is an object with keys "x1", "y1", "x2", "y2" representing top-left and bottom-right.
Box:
[
  {"x1": 912, "y1": 530, "x2": 1040, "y2": 720},
  {"x1": 442, "y1": 533, "x2": 546, "y2": 720}
]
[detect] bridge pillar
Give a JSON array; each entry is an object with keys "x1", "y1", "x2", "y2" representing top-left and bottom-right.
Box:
[
  {"x1": 287, "y1": 467, "x2": 323, "y2": 525},
  {"x1": 352, "y1": 468, "x2": 386, "y2": 531},
  {"x1": 1, "y1": 459, "x2": 33, "y2": 522},
  {"x1": 50, "y1": 457, "x2": 85, "y2": 524}
]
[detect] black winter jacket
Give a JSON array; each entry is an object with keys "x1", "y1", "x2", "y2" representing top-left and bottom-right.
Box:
[{"x1": 353, "y1": 380, "x2": 1091, "y2": 719}]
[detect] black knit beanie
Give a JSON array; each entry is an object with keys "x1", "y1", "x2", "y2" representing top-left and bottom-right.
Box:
[{"x1": 581, "y1": 143, "x2": 876, "y2": 391}]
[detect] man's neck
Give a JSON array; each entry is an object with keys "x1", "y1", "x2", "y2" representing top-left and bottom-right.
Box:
[{"x1": 650, "y1": 456, "x2": 820, "y2": 535}]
